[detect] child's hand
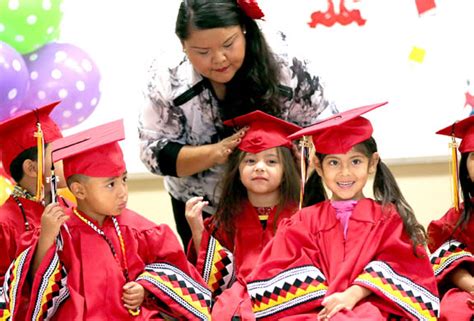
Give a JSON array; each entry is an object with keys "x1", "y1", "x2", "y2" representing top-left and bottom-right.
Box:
[
  {"x1": 40, "y1": 203, "x2": 69, "y2": 244},
  {"x1": 122, "y1": 281, "x2": 145, "y2": 310},
  {"x1": 318, "y1": 285, "x2": 371, "y2": 320},
  {"x1": 185, "y1": 196, "x2": 207, "y2": 234}
]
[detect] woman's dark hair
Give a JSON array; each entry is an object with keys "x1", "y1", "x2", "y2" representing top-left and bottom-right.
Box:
[
  {"x1": 314, "y1": 137, "x2": 426, "y2": 253},
  {"x1": 214, "y1": 146, "x2": 300, "y2": 236},
  {"x1": 9, "y1": 146, "x2": 38, "y2": 183},
  {"x1": 453, "y1": 152, "x2": 474, "y2": 234},
  {"x1": 175, "y1": 0, "x2": 282, "y2": 119}
]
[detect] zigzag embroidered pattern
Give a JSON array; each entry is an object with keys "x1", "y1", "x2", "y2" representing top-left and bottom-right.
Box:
[
  {"x1": 247, "y1": 265, "x2": 327, "y2": 319},
  {"x1": 4, "y1": 247, "x2": 30, "y2": 318},
  {"x1": 429, "y1": 240, "x2": 473, "y2": 276},
  {"x1": 202, "y1": 236, "x2": 235, "y2": 296},
  {"x1": 354, "y1": 261, "x2": 439, "y2": 321},
  {"x1": 137, "y1": 263, "x2": 211, "y2": 320},
  {"x1": 31, "y1": 252, "x2": 69, "y2": 321}
]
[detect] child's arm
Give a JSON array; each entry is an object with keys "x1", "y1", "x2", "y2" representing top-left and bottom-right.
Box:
[
  {"x1": 185, "y1": 196, "x2": 208, "y2": 253},
  {"x1": 318, "y1": 285, "x2": 372, "y2": 319},
  {"x1": 450, "y1": 266, "x2": 474, "y2": 293},
  {"x1": 31, "y1": 203, "x2": 69, "y2": 274}
]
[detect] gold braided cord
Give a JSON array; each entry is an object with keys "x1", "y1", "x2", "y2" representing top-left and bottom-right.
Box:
[
  {"x1": 449, "y1": 136, "x2": 460, "y2": 212},
  {"x1": 34, "y1": 122, "x2": 44, "y2": 202}
]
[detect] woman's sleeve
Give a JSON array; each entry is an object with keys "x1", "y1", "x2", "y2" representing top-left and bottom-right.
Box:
[
  {"x1": 138, "y1": 59, "x2": 187, "y2": 177},
  {"x1": 135, "y1": 224, "x2": 212, "y2": 321}
]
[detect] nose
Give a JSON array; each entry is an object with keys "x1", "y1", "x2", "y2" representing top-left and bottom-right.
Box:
[
  {"x1": 340, "y1": 163, "x2": 350, "y2": 176},
  {"x1": 117, "y1": 181, "x2": 128, "y2": 199},
  {"x1": 254, "y1": 160, "x2": 265, "y2": 172},
  {"x1": 212, "y1": 50, "x2": 227, "y2": 65}
]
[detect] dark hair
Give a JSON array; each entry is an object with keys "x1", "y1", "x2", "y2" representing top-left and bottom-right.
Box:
[
  {"x1": 303, "y1": 170, "x2": 327, "y2": 206},
  {"x1": 214, "y1": 146, "x2": 300, "y2": 235},
  {"x1": 453, "y1": 152, "x2": 474, "y2": 234},
  {"x1": 9, "y1": 147, "x2": 38, "y2": 183},
  {"x1": 314, "y1": 137, "x2": 426, "y2": 253},
  {"x1": 175, "y1": 0, "x2": 282, "y2": 119}
]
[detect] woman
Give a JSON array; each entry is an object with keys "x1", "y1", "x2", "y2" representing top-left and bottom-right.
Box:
[{"x1": 138, "y1": 0, "x2": 336, "y2": 246}]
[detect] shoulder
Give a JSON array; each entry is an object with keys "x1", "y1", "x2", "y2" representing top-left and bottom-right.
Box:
[
  {"x1": 144, "y1": 55, "x2": 204, "y2": 105},
  {"x1": 116, "y1": 208, "x2": 158, "y2": 231},
  {"x1": 0, "y1": 197, "x2": 19, "y2": 222}
]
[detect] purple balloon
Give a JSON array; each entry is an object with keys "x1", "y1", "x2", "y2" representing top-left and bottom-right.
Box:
[
  {"x1": 0, "y1": 41, "x2": 30, "y2": 121},
  {"x1": 22, "y1": 42, "x2": 101, "y2": 129}
]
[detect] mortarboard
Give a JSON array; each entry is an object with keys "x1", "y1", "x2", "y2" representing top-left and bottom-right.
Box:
[
  {"x1": 0, "y1": 101, "x2": 62, "y2": 178},
  {"x1": 436, "y1": 115, "x2": 474, "y2": 153},
  {"x1": 223, "y1": 110, "x2": 302, "y2": 153},
  {"x1": 288, "y1": 102, "x2": 388, "y2": 154},
  {"x1": 51, "y1": 119, "x2": 126, "y2": 179},
  {"x1": 435, "y1": 115, "x2": 474, "y2": 212}
]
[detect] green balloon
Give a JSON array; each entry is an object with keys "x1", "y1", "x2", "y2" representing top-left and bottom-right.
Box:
[{"x1": 0, "y1": 0, "x2": 63, "y2": 54}]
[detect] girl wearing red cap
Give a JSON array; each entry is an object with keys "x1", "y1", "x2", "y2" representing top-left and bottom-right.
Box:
[
  {"x1": 427, "y1": 116, "x2": 474, "y2": 321},
  {"x1": 185, "y1": 111, "x2": 311, "y2": 301},
  {"x1": 212, "y1": 103, "x2": 439, "y2": 320}
]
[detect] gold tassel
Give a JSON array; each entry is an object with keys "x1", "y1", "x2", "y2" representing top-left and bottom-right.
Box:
[
  {"x1": 298, "y1": 136, "x2": 310, "y2": 209},
  {"x1": 34, "y1": 122, "x2": 44, "y2": 202},
  {"x1": 449, "y1": 135, "x2": 460, "y2": 212}
]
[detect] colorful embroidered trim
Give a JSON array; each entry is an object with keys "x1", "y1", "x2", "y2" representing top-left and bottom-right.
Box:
[
  {"x1": 202, "y1": 236, "x2": 236, "y2": 296},
  {"x1": 0, "y1": 285, "x2": 10, "y2": 321},
  {"x1": 430, "y1": 240, "x2": 473, "y2": 276},
  {"x1": 354, "y1": 261, "x2": 439, "y2": 321},
  {"x1": 247, "y1": 265, "x2": 328, "y2": 319},
  {"x1": 31, "y1": 251, "x2": 69, "y2": 321},
  {"x1": 137, "y1": 263, "x2": 212, "y2": 320},
  {"x1": 3, "y1": 247, "x2": 30, "y2": 318}
]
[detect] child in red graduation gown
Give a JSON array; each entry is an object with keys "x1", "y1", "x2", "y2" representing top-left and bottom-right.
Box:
[
  {"x1": 427, "y1": 116, "x2": 474, "y2": 321},
  {"x1": 185, "y1": 111, "x2": 304, "y2": 299},
  {"x1": 212, "y1": 102, "x2": 440, "y2": 320},
  {"x1": 4, "y1": 120, "x2": 212, "y2": 321},
  {"x1": 0, "y1": 102, "x2": 68, "y2": 320}
]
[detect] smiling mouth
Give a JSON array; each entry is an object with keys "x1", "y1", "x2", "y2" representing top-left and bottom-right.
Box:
[
  {"x1": 337, "y1": 182, "x2": 354, "y2": 188},
  {"x1": 215, "y1": 66, "x2": 229, "y2": 72}
]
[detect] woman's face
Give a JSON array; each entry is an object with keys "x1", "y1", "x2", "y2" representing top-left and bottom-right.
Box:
[{"x1": 183, "y1": 25, "x2": 246, "y2": 86}]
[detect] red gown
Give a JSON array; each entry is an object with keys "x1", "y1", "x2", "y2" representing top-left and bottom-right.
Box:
[
  {"x1": 188, "y1": 201, "x2": 296, "y2": 297},
  {"x1": 3, "y1": 207, "x2": 212, "y2": 321},
  {"x1": 428, "y1": 205, "x2": 474, "y2": 321},
  {"x1": 212, "y1": 198, "x2": 440, "y2": 320}
]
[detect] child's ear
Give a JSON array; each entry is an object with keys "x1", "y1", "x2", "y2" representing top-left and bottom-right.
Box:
[
  {"x1": 22, "y1": 159, "x2": 38, "y2": 178},
  {"x1": 70, "y1": 181, "x2": 87, "y2": 200},
  {"x1": 314, "y1": 156, "x2": 323, "y2": 177},
  {"x1": 369, "y1": 152, "x2": 380, "y2": 174}
]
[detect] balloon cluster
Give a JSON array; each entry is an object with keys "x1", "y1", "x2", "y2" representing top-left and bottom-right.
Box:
[{"x1": 0, "y1": 0, "x2": 101, "y2": 129}]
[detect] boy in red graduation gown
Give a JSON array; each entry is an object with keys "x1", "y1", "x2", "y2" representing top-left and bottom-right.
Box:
[
  {"x1": 428, "y1": 116, "x2": 474, "y2": 321},
  {"x1": 185, "y1": 111, "x2": 302, "y2": 299},
  {"x1": 0, "y1": 102, "x2": 67, "y2": 319},
  {"x1": 212, "y1": 103, "x2": 439, "y2": 320},
  {"x1": 5, "y1": 120, "x2": 211, "y2": 320}
]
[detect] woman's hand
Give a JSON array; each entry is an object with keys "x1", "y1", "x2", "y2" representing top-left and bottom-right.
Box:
[{"x1": 212, "y1": 127, "x2": 247, "y2": 165}]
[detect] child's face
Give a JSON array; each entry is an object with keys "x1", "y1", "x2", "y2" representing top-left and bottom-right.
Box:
[
  {"x1": 467, "y1": 152, "x2": 474, "y2": 181},
  {"x1": 315, "y1": 148, "x2": 378, "y2": 201},
  {"x1": 182, "y1": 25, "x2": 246, "y2": 86},
  {"x1": 76, "y1": 171, "x2": 128, "y2": 218},
  {"x1": 239, "y1": 148, "x2": 283, "y2": 202}
]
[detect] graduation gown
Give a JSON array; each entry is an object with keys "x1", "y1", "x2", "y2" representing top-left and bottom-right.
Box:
[
  {"x1": 427, "y1": 205, "x2": 474, "y2": 321},
  {"x1": 212, "y1": 198, "x2": 440, "y2": 320},
  {"x1": 3, "y1": 207, "x2": 212, "y2": 321},
  {"x1": 188, "y1": 201, "x2": 295, "y2": 298}
]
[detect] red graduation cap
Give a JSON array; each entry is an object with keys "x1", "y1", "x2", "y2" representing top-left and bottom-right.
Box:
[
  {"x1": 0, "y1": 101, "x2": 62, "y2": 177},
  {"x1": 288, "y1": 102, "x2": 388, "y2": 154},
  {"x1": 52, "y1": 119, "x2": 126, "y2": 179},
  {"x1": 223, "y1": 110, "x2": 302, "y2": 153},
  {"x1": 436, "y1": 115, "x2": 474, "y2": 153}
]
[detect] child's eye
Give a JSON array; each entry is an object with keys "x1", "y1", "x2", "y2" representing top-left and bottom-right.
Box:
[
  {"x1": 352, "y1": 159, "x2": 362, "y2": 165},
  {"x1": 267, "y1": 159, "x2": 279, "y2": 165},
  {"x1": 223, "y1": 42, "x2": 233, "y2": 48},
  {"x1": 328, "y1": 160, "x2": 338, "y2": 166},
  {"x1": 107, "y1": 182, "x2": 115, "y2": 188},
  {"x1": 122, "y1": 176, "x2": 128, "y2": 183},
  {"x1": 245, "y1": 159, "x2": 256, "y2": 164}
]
